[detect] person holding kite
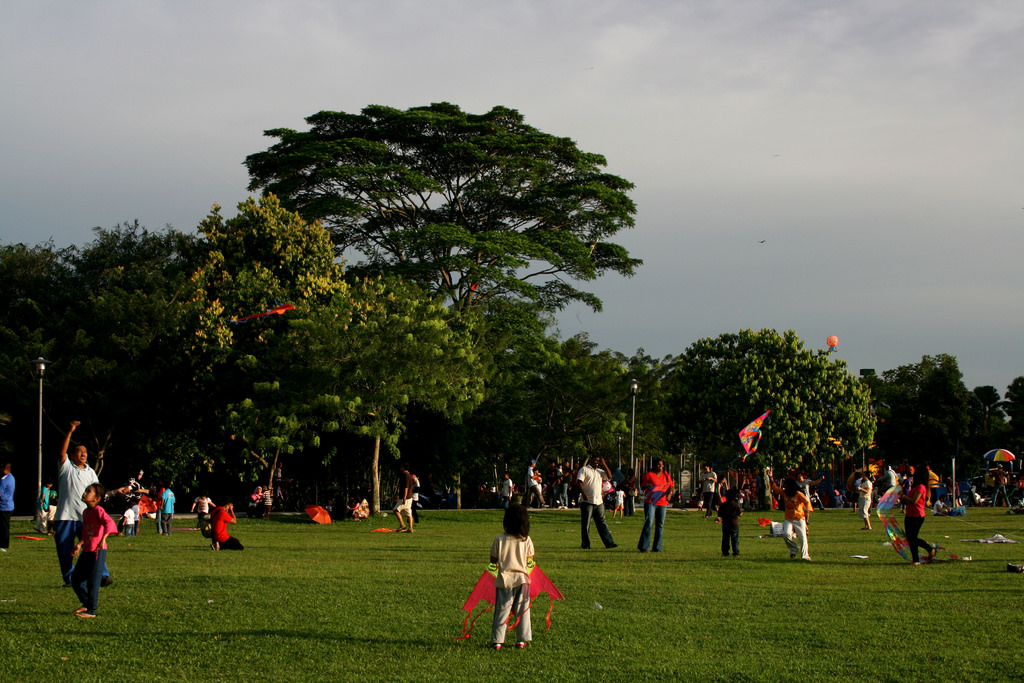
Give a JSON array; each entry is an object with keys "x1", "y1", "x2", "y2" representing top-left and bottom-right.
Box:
[
  {"x1": 768, "y1": 470, "x2": 812, "y2": 561},
  {"x1": 898, "y1": 467, "x2": 935, "y2": 565},
  {"x1": 857, "y1": 475, "x2": 873, "y2": 530},
  {"x1": 454, "y1": 508, "x2": 564, "y2": 645},
  {"x1": 54, "y1": 421, "x2": 111, "y2": 586},
  {"x1": 489, "y1": 504, "x2": 535, "y2": 649}
]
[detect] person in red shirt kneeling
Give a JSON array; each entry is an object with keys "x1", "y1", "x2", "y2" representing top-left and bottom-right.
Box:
[{"x1": 211, "y1": 500, "x2": 243, "y2": 550}]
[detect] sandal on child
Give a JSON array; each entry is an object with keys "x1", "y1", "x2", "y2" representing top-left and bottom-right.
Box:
[{"x1": 75, "y1": 611, "x2": 96, "y2": 619}]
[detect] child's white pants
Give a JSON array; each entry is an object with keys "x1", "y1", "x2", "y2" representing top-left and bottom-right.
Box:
[
  {"x1": 783, "y1": 519, "x2": 810, "y2": 559},
  {"x1": 492, "y1": 583, "x2": 532, "y2": 645}
]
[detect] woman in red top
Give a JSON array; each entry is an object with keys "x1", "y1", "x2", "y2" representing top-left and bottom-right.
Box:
[
  {"x1": 900, "y1": 467, "x2": 935, "y2": 565},
  {"x1": 636, "y1": 459, "x2": 674, "y2": 552}
]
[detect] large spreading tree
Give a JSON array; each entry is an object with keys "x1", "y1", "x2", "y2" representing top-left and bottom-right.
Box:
[{"x1": 244, "y1": 102, "x2": 641, "y2": 313}]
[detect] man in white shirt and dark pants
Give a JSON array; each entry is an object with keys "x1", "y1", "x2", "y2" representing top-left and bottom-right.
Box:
[{"x1": 576, "y1": 456, "x2": 618, "y2": 550}]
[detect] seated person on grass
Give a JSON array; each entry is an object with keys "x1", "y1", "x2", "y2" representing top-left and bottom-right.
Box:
[{"x1": 932, "y1": 494, "x2": 951, "y2": 516}]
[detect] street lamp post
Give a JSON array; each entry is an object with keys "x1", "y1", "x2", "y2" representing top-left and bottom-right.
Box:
[
  {"x1": 33, "y1": 357, "x2": 49, "y2": 512},
  {"x1": 629, "y1": 379, "x2": 639, "y2": 475}
]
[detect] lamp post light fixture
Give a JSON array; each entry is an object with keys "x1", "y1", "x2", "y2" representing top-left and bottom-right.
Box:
[
  {"x1": 629, "y1": 378, "x2": 639, "y2": 474},
  {"x1": 32, "y1": 357, "x2": 50, "y2": 510}
]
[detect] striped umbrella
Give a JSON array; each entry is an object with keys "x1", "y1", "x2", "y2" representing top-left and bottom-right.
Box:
[{"x1": 983, "y1": 449, "x2": 1017, "y2": 462}]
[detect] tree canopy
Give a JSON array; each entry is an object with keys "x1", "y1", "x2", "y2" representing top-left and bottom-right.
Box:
[
  {"x1": 1004, "y1": 376, "x2": 1024, "y2": 456},
  {"x1": 296, "y1": 276, "x2": 487, "y2": 511},
  {"x1": 865, "y1": 354, "x2": 976, "y2": 468},
  {"x1": 244, "y1": 103, "x2": 641, "y2": 313},
  {"x1": 666, "y1": 329, "x2": 875, "y2": 472},
  {"x1": 0, "y1": 224, "x2": 201, "y2": 478}
]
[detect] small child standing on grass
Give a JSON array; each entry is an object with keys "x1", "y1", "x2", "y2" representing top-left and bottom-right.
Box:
[
  {"x1": 490, "y1": 503, "x2": 534, "y2": 650},
  {"x1": 612, "y1": 486, "x2": 625, "y2": 518},
  {"x1": 191, "y1": 491, "x2": 214, "y2": 530},
  {"x1": 72, "y1": 483, "x2": 118, "y2": 618},
  {"x1": 121, "y1": 505, "x2": 137, "y2": 537},
  {"x1": 717, "y1": 488, "x2": 742, "y2": 556}
]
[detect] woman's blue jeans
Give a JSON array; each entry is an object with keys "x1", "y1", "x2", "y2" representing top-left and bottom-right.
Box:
[{"x1": 637, "y1": 503, "x2": 667, "y2": 552}]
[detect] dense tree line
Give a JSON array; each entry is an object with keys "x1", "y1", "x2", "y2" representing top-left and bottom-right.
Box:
[
  {"x1": 2, "y1": 222, "x2": 1020, "y2": 510},
  {"x1": 2, "y1": 103, "x2": 1020, "y2": 514}
]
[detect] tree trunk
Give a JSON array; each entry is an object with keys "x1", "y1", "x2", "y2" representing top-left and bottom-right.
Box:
[
  {"x1": 455, "y1": 471, "x2": 461, "y2": 510},
  {"x1": 92, "y1": 431, "x2": 114, "y2": 478},
  {"x1": 266, "y1": 449, "x2": 280, "y2": 499},
  {"x1": 371, "y1": 436, "x2": 381, "y2": 515}
]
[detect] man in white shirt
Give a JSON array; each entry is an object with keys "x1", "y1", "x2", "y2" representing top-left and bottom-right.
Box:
[
  {"x1": 576, "y1": 456, "x2": 617, "y2": 550},
  {"x1": 524, "y1": 460, "x2": 544, "y2": 508},
  {"x1": 54, "y1": 421, "x2": 109, "y2": 586},
  {"x1": 700, "y1": 466, "x2": 718, "y2": 518}
]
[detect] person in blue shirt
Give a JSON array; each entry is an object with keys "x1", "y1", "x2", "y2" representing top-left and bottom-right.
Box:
[
  {"x1": 0, "y1": 462, "x2": 15, "y2": 552},
  {"x1": 160, "y1": 487, "x2": 176, "y2": 536},
  {"x1": 34, "y1": 480, "x2": 56, "y2": 534}
]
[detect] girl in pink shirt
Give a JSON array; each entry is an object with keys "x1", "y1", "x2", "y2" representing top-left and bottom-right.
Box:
[
  {"x1": 900, "y1": 467, "x2": 935, "y2": 565},
  {"x1": 71, "y1": 483, "x2": 118, "y2": 618}
]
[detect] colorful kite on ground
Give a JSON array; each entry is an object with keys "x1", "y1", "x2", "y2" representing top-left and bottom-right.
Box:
[
  {"x1": 738, "y1": 410, "x2": 770, "y2": 459},
  {"x1": 454, "y1": 562, "x2": 564, "y2": 641},
  {"x1": 231, "y1": 303, "x2": 295, "y2": 324}
]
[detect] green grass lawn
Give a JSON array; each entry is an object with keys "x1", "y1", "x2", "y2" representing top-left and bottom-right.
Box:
[{"x1": 2, "y1": 506, "x2": 1024, "y2": 682}]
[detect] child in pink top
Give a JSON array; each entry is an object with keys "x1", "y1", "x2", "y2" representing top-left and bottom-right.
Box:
[{"x1": 71, "y1": 483, "x2": 118, "y2": 618}]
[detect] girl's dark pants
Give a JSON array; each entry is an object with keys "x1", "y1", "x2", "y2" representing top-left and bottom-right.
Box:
[
  {"x1": 904, "y1": 516, "x2": 931, "y2": 562},
  {"x1": 72, "y1": 548, "x2": 106, "y2": 614}
]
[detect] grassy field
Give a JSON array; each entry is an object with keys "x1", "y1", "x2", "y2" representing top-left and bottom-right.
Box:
[{"x1": 2, "y1": 506, "x2": 1024, "y2": 682}]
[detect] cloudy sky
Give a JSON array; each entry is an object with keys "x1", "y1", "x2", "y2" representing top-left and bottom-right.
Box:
[{"x1": 2, "y1": 1, "x2": 1021, "y2": 392}]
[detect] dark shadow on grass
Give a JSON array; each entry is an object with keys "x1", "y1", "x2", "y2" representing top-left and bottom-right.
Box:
[
  {"x1": 261, "y1": 516, "x2": 330, "y2": 526},
  {"x1": 48, "y1": 626, "x2": 441, "y2": 647}
]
